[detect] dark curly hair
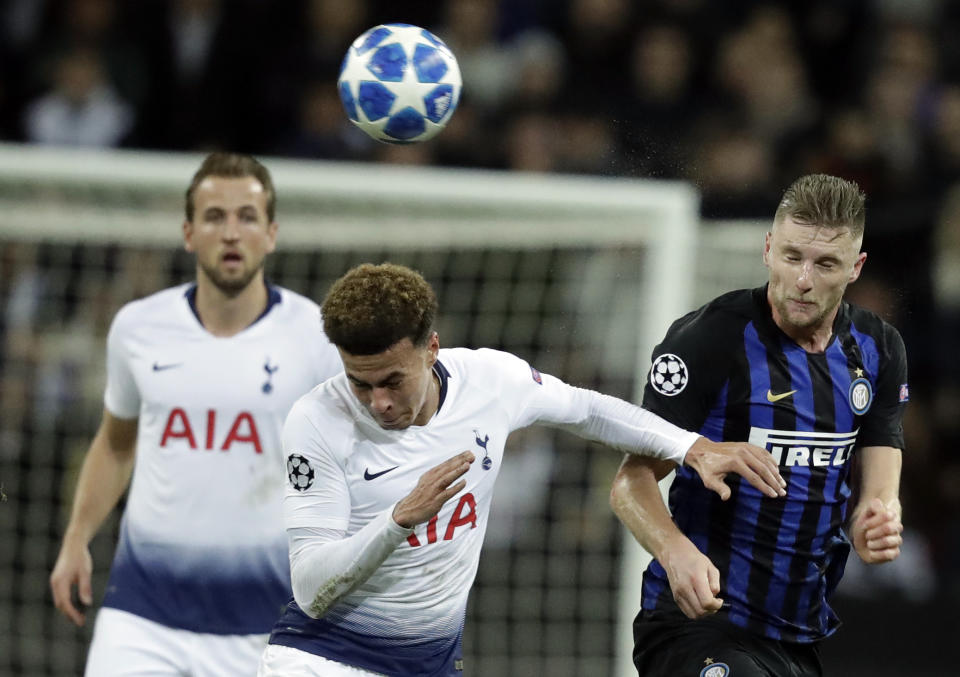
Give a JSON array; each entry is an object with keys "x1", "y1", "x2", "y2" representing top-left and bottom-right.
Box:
[{"x1": 322, "y1": 263, "x2": 438, "y2": 355}]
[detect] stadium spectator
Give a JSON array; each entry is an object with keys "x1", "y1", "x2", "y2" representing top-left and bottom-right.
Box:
[{"x1": 23, "y1": 46, "x2": 134, "y2": 147}]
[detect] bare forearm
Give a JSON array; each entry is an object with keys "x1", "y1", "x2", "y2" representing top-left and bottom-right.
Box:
[
  {"x1": 63, "y1": 428, "x2": 135, "y2": 545},
  {"x1": 849, "y1": 446, "x2": 903, "y2": 564},
  {"x1": 852, "y1": 446, "x2": 902, "y2": 519},
  {"x1": 610, "y1": 456, "x2": 683, "y2": 561}
]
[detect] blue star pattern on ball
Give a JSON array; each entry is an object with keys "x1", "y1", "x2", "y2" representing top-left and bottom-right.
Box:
[{"x1": 338, "y1": 23, "x2": 461, "y2": 144}]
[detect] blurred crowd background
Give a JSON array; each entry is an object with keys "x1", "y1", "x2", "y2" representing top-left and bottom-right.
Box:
[{"x1": 0, "y1": 0, "x2": 958, "y2": 673}]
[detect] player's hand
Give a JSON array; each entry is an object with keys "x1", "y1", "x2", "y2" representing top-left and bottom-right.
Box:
[
  {"x1": 50, "y1": 539, "x2": 93, "y2": 626},
  {"x1": 393, "y1": 451, "x2": 474, "y2": 529},
  {"x1": 660, "y1": 533, "x2": 723, "y2": 619},
  {"x1": 684, "y1": 437, "x2": 786, "y2": 500},
  {"x1": 851, "y1": 497, "x2": 902, "y2": 564}
]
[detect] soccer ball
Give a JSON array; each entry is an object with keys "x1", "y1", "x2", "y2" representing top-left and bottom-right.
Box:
[
  {"x1": 650, "y1": 353, "x2": 688, "y2": 396},
  {"x1": 337, "y1": 23, "x2": 462, "y2": 144}
]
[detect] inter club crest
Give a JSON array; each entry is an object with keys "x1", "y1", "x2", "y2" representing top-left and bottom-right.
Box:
[
  {"x1": 848, "y1": 377, "x2": 873, "y2": 415},
  {"x1": 700, "y1": 663, "x2": 729, "y2": 677}
]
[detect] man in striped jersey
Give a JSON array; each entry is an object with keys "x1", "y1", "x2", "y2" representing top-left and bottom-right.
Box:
[
  {"x1": 612, "y1": 174, "x2": 908, "y2": 676},
  {"x1": 257, "y1": 263, "x2": 787, "y2": 677}
]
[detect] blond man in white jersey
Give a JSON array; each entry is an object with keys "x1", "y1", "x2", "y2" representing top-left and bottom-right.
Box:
[
  {"x1": 49, "y1": 153, "x2": 341, "y2": 676},
  {"x1": 258, "y1": 263, "x2": 787, "y2": 677}
]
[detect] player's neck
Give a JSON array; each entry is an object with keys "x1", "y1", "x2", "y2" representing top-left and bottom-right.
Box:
[
  {"x1": 193, "y1": 272, "x2": 268, "y2": 337},
  {"x1": 773, "y1": 306, "x2": 839, "y2": 353},
  {"x1": 413, "y1": 370, "x2": 442, "y2": 426}
]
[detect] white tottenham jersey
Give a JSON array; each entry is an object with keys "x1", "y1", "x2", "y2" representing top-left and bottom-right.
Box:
[
  {"x1": 268, "y1": 347, "x2": 698, "y2": 676},
  {"x1": 101, "y1": 283, "x2": 341, "y2": 634}
]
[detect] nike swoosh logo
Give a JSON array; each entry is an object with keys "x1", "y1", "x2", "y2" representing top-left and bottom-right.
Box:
[
  {"x1": 152, "y1": 362, "x2": 183, "y2": 372},
  {"x1": 766, "y1": 389, "x2": 797, "y2": 402},
  {"x1": 364, "y1": 466, "x2": 399, "y2": 481}
]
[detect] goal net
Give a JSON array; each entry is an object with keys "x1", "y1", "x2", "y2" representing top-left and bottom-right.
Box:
[{"x1": 0, "y1": 143, "x2": 718, "y2": 676}]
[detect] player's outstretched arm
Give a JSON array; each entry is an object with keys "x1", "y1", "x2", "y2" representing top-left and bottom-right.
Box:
[
  {"x1": 684, "y1": 437, "x2": 786, "y2": 500},
  {"x1": 290, "y1": 451, "x2": 475, "y2": 619},
  {"x1": 849, "y1": 445, "x2": 903, "y2": 564},
  {"x1": 610, "y1": 455, "x2": 723, "y2": 619},
  {"x1": 50, "y1": 409, "x2": 137, "y2": 626},
  {"x1": 529, "y1": 379, "x2": 785, "y2": 499}
]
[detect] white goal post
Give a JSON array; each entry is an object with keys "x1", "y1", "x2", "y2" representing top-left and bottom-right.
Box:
[{"x1": 0, "y1": 142, "x2": 713, "y2": 676}]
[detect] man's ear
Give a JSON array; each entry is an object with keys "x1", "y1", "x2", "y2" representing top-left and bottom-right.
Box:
[
  {"x1": 426, "y1": 332, "x2": 440, "y2": 365},
  {"x1": 266, "y1": 220, "x2": 278, "y2": 254},
  {"x1": 183, "y1": 220, "x2": 194, "y2": 252},
  {"x1": 849, "y1": 251, "x2": 867, "y2": 283}
]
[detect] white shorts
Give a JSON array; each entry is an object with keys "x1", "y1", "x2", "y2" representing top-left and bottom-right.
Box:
[
  {"x1": 258, "y1": 645, "x2": 386, "y2": 677},
  {"x1": 85, "y1": 607, "x2": 269, "y2": 677}
]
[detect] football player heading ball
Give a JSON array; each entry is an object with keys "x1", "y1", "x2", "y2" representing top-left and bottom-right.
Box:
[{"x1": 257, "y1": 262, "x2": 786, "y2": 676}]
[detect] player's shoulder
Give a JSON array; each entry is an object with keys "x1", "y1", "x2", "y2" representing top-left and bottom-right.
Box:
[
  {"x1": 843, "y1": 301, "x2": 906, "y2": 351},
  {"x1": 273, "y1": 285, "x2": 320, "y2": 313},
  {"x1": 439, "y1": 346, "x2": 529, "y2": 376},
  {"x1": 844, "y1": 300, "x2": 899, "y2": 335},
  {"x1": 110, "y1": 284, "x2": 192, "y2": 330},
  {"x1": 268, "y1": 285, "x2": 322, "y2": 325},
  {"x1": 662, "y1": 287, "x2": 756, "y2": 343},
  {"x1": 438, "y1": 347, "x2": 544, "y2": 398},
  {"x1": 284, "y1": 375, "x2": 354, "y2": 437}
]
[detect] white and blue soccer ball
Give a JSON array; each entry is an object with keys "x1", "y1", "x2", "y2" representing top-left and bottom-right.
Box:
[{"x1": 337, "y1": 23, "x2": 462, "y2": 144}]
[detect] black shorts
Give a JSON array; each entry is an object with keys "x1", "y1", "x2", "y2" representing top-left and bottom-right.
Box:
[{"x1": 632, "y1": 610, "x2": 822, "y2": 677}]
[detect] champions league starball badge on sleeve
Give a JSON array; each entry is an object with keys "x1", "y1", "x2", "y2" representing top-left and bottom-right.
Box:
[
  {"x1": 650, "y1": 353, "x2": 689, "y2": 396},
  {"x1": 287, "y1": 454, "x2": 315, "y2": 491}
]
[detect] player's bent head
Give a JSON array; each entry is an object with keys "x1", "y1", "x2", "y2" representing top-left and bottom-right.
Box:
[
  {"x1": 185, "y1": 152, "x2": 276, "y2": 223},
  {"x1": 322, "y1": 263, "x2": 438, "y2": 356},
  {"x1": 773, "y1": 174, "x2": 866, "y2": 239}
]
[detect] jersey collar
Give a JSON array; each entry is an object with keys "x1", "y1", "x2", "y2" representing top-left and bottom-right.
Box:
[
  {"x1": 184, "y1": 282, "x2": 282, "y2": 331},
  {"x1": 433, "y1": 359, "x2": 450, "y2": 414}
]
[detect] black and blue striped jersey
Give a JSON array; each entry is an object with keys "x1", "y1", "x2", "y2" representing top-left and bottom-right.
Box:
[{"x1": 640, "y1": 286, "x2": 908, "y2": 643}]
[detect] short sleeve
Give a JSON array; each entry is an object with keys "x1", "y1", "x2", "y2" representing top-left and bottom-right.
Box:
[
  {"x1": 281, "y1": 399, "x2": 352, "y2": 531},
  {"x1": 641, "y1": 306, "x2": 738, "y2": 432},
  {"x1": 103, "y1": 308, "x2": 140, "y2": 419},
  {"x1": 857, "y1": 324, "x2": 908, "y2": 449}
]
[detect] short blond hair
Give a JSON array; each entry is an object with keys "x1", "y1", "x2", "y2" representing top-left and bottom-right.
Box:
[
  {"x1": 322, "y1": 263, "x2": 438, "y2": 355},
  {"x1": 774, "y1": 174, "x2": 866, "y2": 237}
]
